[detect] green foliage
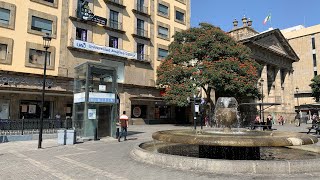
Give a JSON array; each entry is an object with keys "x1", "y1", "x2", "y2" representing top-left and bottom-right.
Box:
[
  {"x1": 310, "y1": 75, "x2": 320, "y2": 102},
  {"x1": 157, "y1": 23, "x2": 261, "y2": 106}
]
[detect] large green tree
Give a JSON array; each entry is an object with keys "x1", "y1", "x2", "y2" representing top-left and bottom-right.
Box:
[
  {"x1": 157, "y1": 23, "x2": 261, "y2": 108},
  {"x1": 310, "y1": 75, "x2": 320, "y2": 102}
]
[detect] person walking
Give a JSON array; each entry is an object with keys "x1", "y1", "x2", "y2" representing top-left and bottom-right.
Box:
[
  {"x1": 294, "y1": 111, "x2": 301, "y2": 127},
  {"x1": 278, "y1": 115, "x2": 284, "y2": 125},
  {"x1": 118, "y1": 111, "x2": 129, "y2": 142}
]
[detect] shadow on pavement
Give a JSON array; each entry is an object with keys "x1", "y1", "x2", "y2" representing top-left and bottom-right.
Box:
[{"x1": 127, "y1": 131, "x2": 144, "y2": 136}]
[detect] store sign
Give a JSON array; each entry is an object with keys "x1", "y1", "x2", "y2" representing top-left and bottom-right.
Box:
[
  {"x1": 77, "y1": 0, "x2": 107, "y2": 26},
  {"x1": 73, "y1": 40, "x2": 137, "y2": 59},
  {"x1": 133, "y1": 106, "x2": 142, "y2": 118},
  {"x1": 0, "y1": 74, "x2": 54, "y2": 86},
  {"x1": 74, "y1": 92, "x2": 116, "y2": 103}
]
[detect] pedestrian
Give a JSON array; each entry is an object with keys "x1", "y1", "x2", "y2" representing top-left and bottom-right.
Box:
[
  {"x1": 118, "y1": 111, "x2": 129, "y2": 142},
  {"x1": 266, "y1": 114, "x2": 273, "y2": 130},
  {"x1": 278, "y1": 115, "x2": 284, "y2": 125},
  {"x1": 294, "y1": 111, "x2": 301, "y2": 127}
]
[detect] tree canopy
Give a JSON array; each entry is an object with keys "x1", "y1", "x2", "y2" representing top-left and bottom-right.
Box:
[
  {"x1": 157, "y1": 23, "x2": 261, "y2": 107},
  {"x1": 310, "y1": 75, "x2": 320, "y2": 102}
]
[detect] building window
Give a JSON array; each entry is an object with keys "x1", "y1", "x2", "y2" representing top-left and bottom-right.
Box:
[
  {"x1": 31, "y1": 16, "x2": 53, "y2": 34},
  {"x1": 0, "y1": 43, "x2": 7, "y2": 60},
  {"x1": 137, "y1": 19, "x2": 145, "y2": 36},
  {"x1": 158, "y1": 48, "x2": 168, "y2": 59},
  {"x1": 29, "y1": 49, "x2": 51, "y2": 66},
  {"x1": 44, "y1": 0, "x2": 54, "y2": 3},
  {"x1": 137, "y1": 43, "x2": 144, "y2": 60},
  {"x1": 0, "y1": 8, "x2": 10, "y2": 25},
  {"x1": 109, "y1": 36, "x2": 118, "y2": 48},
  {"x1": 314, "y1": 71, "x2": 318, "y2": 76},
  {"x1": 158, "y1": 4, "x2": 168, "y2": 16},
  {"x1": 109, "y1": 10, "x2": 119, "y2": 29},
  {"x1": 312, "y1": 36, "x2": 316, "y2": 50},
  {"x1": 20, "y1": 100, "x2": 52, "y2": 119},
  {"x1": 313, "y1": 54, "x2": 317, "y2": 67},
  {"x1": 175, "y1": 10, "x2": 184, "y2": 22},
  {"x1": 158, "y1": 26, "x2": 169, "y2": 38},
  {"x1": 76, "y1": 28, "x2": 87, "y2": 41}
]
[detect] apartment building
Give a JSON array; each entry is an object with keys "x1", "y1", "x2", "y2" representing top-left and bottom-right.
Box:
[
  {"x1": 0, "y1": 0, "x2": 190, "y2": 138},
  {"x1": 0, "y1": 0, "x2": 73, "y2": 121},
  {"x1": 282, "y1": 25, "x2": 320, "y2": 110}
]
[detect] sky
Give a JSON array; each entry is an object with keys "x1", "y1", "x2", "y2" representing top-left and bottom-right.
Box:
[{"x1": 191, "y1": 0, "x2": 319, "y2": 32}]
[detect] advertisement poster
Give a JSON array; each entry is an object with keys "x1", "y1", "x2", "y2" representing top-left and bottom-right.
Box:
[
  {"x1": 88, "y1": 109, "x2": 96, "y2": 120},
  {"x1": 28, "y1": 105, "x2": 36, "y2": 114}
]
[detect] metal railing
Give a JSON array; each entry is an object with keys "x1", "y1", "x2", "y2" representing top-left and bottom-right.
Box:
[
  {"x1": 136, "y1": 28, "x2": 148, "y2": 38},
  {"x1": 0, "y1": 119, "x2": 73, "y2": 135},
  {"x1": 108, "y1": 20, "x2": 123, "y2": 31},
  {"x1": 136, "y1": 3, "x2": 148, "y2": 14},
  {"x1": 105, "y1": 0, "x2": 124, "y2": 6}
]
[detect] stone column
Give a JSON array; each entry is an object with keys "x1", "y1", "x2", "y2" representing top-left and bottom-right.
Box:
[{"x1": 260, "y1": 64, "x2": 268, "y2": 103}]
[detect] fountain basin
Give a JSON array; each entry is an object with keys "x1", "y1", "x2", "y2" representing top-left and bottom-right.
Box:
[
  {"x1": 131, "y1": 141, "x2": 320, "y2": 175},
  {"x1": 152, "y1": 129, "x2": 318, "y2": 147}
]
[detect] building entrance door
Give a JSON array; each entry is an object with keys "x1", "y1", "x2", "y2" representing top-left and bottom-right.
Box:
[{"x1": 97, "y1": 105, "x2": 112, "y2": 138}]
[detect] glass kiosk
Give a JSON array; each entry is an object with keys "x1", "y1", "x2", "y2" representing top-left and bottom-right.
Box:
[{"x1": 73, "y1": 62, "x2": 118, "y2": 140}]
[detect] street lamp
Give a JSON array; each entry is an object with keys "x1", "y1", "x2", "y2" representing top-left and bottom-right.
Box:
[
  {"x1": 296, "y1": 87, "x2": 300, "y2": 111},
  {"x1": 38, "y1": 33, "x2": 52, "y2": 149},
  {"x1": 259, "y1": 78, "x2": 264, "y2": 122}
]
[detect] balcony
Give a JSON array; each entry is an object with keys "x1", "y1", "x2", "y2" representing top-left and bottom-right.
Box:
[
  {"x1": 132, "y1": 3, "x2": 150, "y2": 17},
  {"x1": 137, "y1": 53, "x2": 150, "y2": 62},
  {"x1": 132, "y1": 28, "x2": 150, "y2": 40},
  {"x1": 105, "y1": 20, "x2": 125, "y2": 33},
  {"x1": 103, "y1": 0, "x2": 126, "y2": 8}
]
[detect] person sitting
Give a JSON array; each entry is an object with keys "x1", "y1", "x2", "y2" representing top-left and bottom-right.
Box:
[
  {"x1": 253, "y1": 115, "x2": 260, "y2": 129},
  {"x1": 266, "y1": 114, "x2": 273, "y2": 130}
]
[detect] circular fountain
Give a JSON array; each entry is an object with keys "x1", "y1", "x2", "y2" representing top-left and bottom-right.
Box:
[{"x1": 131, "y1": 97, "x2": 320, "y2": 174}]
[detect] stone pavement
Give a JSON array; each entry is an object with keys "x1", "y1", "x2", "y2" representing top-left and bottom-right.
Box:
[{"x1": 1, "y1": 123, "x2": 320, "y2": 180}]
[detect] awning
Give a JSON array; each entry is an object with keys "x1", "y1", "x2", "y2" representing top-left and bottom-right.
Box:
[{"x1": 299, "y1": 103, "x2": 320, "y2": 110}]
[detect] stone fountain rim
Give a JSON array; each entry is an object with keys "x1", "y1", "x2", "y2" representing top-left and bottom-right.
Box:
[
  {"x1": 131, "y1": 141, "x2": 320, "y2": 175},
  {"x1": 152, "y1": 129, "x2": 318, "y2": 147}
]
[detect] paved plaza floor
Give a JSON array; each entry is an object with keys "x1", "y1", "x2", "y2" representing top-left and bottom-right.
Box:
[{"x1": 1, "y1": 123, "x2": 320, "y2": 179}]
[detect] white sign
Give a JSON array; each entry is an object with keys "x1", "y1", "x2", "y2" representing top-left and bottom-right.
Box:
[
  {"x1": 28, "y1": 105, "x2": 37, "y2": 114},
  {"x1": 73, "y1": 40, "x2": 137, "y2": 59},
  {"x1": 99, "y1": 85, "x2": 106, "y2": 91},
  {"x1": 133, "y1": 106, "x2": 142, "y2": 117},
  {"x1": 88, "y1": 109, "x2": 96, "y2": 120},
  {"x1": 195, "y1": 105, "x2": 200, "y2": 113},
  {"x1": 73, "y1": 92, "x2": 116, "y2": 103}
]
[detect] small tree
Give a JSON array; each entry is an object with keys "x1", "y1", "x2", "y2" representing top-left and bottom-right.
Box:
[
  {"x1": 157, "y1": 23, "x2": 261, "y2": 113},
  {"x1": 310, "y1": 75, "x2": 320, "y2": 102}
]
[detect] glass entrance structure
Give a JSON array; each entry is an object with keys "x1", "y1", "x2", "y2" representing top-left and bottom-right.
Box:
[{"x1": 73, "y1": 62, "x2": 118, "y2": 139}]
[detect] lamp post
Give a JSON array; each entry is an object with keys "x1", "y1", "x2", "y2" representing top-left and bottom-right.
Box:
[
  {"x1": 296, "y1": 87, "x2": 300, "y2": 111},
  {"x1": 259, "y1": 78, "x2": 264, "y2": 123},
  {"x1": 38, "y1": 33, "x2": 52, "y2": 149}
]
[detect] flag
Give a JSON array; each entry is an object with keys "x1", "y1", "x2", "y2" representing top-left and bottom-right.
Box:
[{"x1": 263, "y1": 14, "x2": 271, "y2": 25}]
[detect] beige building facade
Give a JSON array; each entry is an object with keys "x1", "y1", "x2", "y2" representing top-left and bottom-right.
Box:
[
  {"x1": 0, "y1": 0, "x2": 190, "y2": 127},
  {"x1": 282, "y1": 25, "x2": 320, "y2": 111},
  {"x1": 229, "y1": 17, "x2": 299, "y2": 121}
]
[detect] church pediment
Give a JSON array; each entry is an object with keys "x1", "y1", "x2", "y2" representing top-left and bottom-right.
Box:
[
  {"x1": 255, "y1": 35, "x2": 288, "y2": 56},
  {"x1": 240, "y1": 29, "x2": 299, "y2": 62}
]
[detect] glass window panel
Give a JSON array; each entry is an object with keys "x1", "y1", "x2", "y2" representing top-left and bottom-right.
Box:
[
  {"x1": 158, "y1": 4, "x2": 168, "y2": 15},
  {"x1": 175, "y1": 11, "x2": 184, "y2": 21},
  {"x1": 313, "y1": 54, "x2": 317, "y2": 67},
  {"x1": 31, "y1": 16, "x2": 53, "y2": 34},
  {"x1": 76, "y1": 27, "x2": 87, "y2": 41},
  {"x1": 0, "y1": 8, "x2": 10, "y2": 25},
  {"x1": 158, "y1": 48, "x2": 168, "y2": 59},
  {"x1": 109, "y1": 36, "x2": 118, "y2": 48},
  {"x1": 0, "y1": 43, "x2": 7, "y2": 60},
  {"x1": 44, "y1": 0, "x2": 54, "y2": 3},
  {"x1": 137, "y1": 19, "x2": 144, "y2": 29},
  {"x1": 158, "y1": 26, "x2": 168, "y2": 37},
  {"x1": 29, "y1": 49, "x2": 51, "y2": 66},
  {"x1": 312, "y1": 37, "x2": 316, "y2": 50}
]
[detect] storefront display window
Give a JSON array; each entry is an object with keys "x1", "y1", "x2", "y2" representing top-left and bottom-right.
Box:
[
  {"x1": 155, "y1": 105, "x2": 171, "y2": 119},
  {"x1": 20, "y1": 100, "x2": 52, "y2": 119},
  {"x1": 0, "y1": 100, "x2": 10, "y2": 119},
  {"x1": 131, "y1": 105, "x2": 147, "y2": 118}
]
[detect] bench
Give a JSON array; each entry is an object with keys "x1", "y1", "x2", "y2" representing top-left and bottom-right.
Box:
[
  {"x1": 307, "y1": 126, "x2": 320, "y2": 134},
  {"x1": 249, "y1": 124, "x2": 275, "y2": 131}
]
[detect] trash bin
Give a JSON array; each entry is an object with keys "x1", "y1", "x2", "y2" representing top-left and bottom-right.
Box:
[
  {"x1": 57, "y1": 129, "x2": 66, "y2": 145},
  {"x1": 66, "y1": 129, "x2": 76, "y2": 145}
]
